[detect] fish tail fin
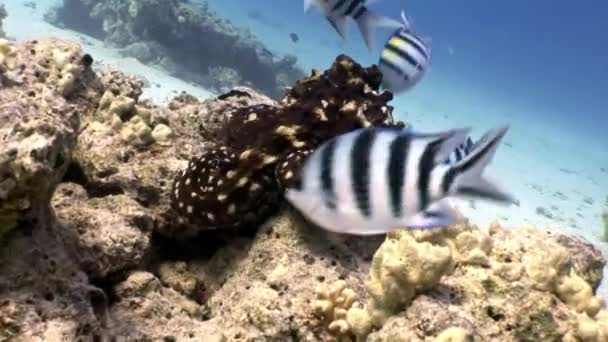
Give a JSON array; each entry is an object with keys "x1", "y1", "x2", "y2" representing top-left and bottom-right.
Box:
[
  {"x1": 355, "y1": 10, "x2": 404, "y2": 51},
  {"x1": 448, "y1": 125, "x2": 515, "y2": 204}
]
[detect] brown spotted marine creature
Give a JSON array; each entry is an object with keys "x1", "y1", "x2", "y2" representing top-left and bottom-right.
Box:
[{"x1": 285, "y1": 125, "x2": 516, "y2": 235}]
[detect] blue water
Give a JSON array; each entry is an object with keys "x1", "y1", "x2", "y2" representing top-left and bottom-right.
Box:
[{"x1": 207, "y1": 0, "x2": 608, "y2": 146}]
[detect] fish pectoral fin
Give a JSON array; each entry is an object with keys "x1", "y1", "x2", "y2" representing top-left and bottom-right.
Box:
[
  {"x1": 327, "y1": 15, "x2": 349, "y2": 39},
  {"x1": 403, "y1": 203, "x2": 460, "y2": 229}
]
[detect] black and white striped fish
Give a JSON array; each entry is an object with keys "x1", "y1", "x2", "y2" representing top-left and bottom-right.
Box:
[
  {"x1": 403, "y1": 124, "x2": 473, "y2": 164},
  {"x1": 285, "y1": 125, "x2": 514, "y2": 235},
  {"x1": 444, "y1": 137, "x2": 473, "y2": 164},
  {"x1": 379, "y1": 11, "x2": 431, "y2": 93},
  {"x1": 304, "y1": 0, "x2": 404, "y2": 50}
]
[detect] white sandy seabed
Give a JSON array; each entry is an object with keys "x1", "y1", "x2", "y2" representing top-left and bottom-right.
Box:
[{"x1": 4, "y1": 1, "x2": 608, "y2": 298}]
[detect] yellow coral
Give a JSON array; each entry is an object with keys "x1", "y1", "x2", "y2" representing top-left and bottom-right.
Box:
[
  {"x1": 50, "y1": 48, "x2": 81, "y2": 96},
  {"x1": 366, "y1": 230, "x2": 452, "y2": 326},
  {"x1": 523, "y1": 240, "x2": 570, "y2": 292},
  {"x1": 120, "y1": 116, "x2": 153, "y2": 146},
  {"x1": 556, "y1": 273, "x2": 605, "y2": 317},
  {"x1": 570, "y1": 311, "x2": 608, "y2": 342},
  {"x1": 313, "y1": 280, "x2": 371, "y2": 341},
  {"x1": 435, "y1": 327, "x2": 473, "y2": 342},
  {"x1": 0, "y1": 38, "x2": 16, "y2": 73}
]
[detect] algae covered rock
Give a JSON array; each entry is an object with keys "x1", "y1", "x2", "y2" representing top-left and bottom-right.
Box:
[
  {"x1": 52, "y1": 182, "x2": 153, "y2": 279},
  {"x1": 0, "y1": 43, "x2": 80, "y2": 239}
]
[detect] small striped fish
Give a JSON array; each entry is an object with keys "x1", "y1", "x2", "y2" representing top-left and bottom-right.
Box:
[
  {"x1": 285, "y1": 126, "x2": 514, "y2": 235},
  {"x1": 304, "y1": 0, "x2": 404, "y2": 50},
  {"x1": 379, "y1": 11, "x2": 431, "y2": 94}
]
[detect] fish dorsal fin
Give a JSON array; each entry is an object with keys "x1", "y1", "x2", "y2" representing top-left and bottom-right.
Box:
[
  {"x1": 327, "y1": 15, "x2": 349, "y2": 39},
  {"x1": 304, "y1": 0, "x2": 317, "y2": 13},
  {"x1": 411, "y1": 128, "x2": 470, "y2": 165},
  {"x1": 400, "y1": 10, "x2": 412, "y2": 30}
]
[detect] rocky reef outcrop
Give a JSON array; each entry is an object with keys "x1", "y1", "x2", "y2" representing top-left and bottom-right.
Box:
[
  {"x1": 0, "y1": 37, "x2": 606, "y2": 341},
  {"x1": 44, "y1": 0, "x2": 305, "y2": 98}
]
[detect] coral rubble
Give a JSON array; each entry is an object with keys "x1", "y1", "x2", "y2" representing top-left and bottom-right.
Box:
[
  {"x1": 44, "y1": 0, "x2": 305, "y2": 98},
  {"x1": 0, "y1": 37, "x2": 606, "y2": 341},
  {"x1": 169, "y1": 54, "x2": 403, "y2": 236}
]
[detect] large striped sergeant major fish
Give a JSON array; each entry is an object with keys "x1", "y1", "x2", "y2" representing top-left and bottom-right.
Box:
[
  {"x1": 304, "y1": 0, "x2": 404, "y2": 51},
  {"x1": 379, "y1": 10, "x2": 431, "y2": 94},
  {"x1": 284, "y1": 125, "x2": 514, "y2": 235}
]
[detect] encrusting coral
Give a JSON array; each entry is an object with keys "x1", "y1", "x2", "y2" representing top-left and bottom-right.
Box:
[
  {"x1": 0, "y1": 38, "x2": 16, "y2": 75},
  {"x1": 169, "y1": 54, "x2": 404, "y2": 236},
  {"x1": 310, "y1": 210, "x2": 607, "y2": 341}
]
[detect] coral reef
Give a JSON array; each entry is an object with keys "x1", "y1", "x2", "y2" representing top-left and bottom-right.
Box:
[
  {"x1": 0, "y1": 3, "x2": 6, "y2": 38},
  {"x1": 44, "y1": 0, "x2": 305, "y2": 98},
  {"x1": 311, "y1": 217, "x2": 608, "y2": 341},
  {"x1": 0, "y1": 37, "x2": 607, "y2": 341},
  {"x1": 169, "y1": 54, "x2": 403, "y2": 236},
  {"x1": 603, "y1": 196, "x2": 608, "y2": 242}
]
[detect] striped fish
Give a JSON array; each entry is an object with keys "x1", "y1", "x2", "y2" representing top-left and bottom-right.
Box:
[
  {"x1": 444, "y1": 137, "x2": 474, "y2": 164},
  {"x1": 402, "y1": 124, "x2": 473, "y2": 164},
  {"x1": 304, "y1": 0, "x2": 404, "y2": 50},
  {"x1": 379, "y1": 11, "x2": 431, "y2": 93},
  {"x1": 285, "y1": 125, "x2": 514, "y2": 235}
]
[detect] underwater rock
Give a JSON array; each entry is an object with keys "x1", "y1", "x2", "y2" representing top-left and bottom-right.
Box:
[
  {"x1": 0, "y1": 213, "x2": 107, "y2": 341},
  {"x1": 108, "y1": 271, "x2": 223, "y2": 340},
  {"x1": 45, "y1": 0, "x2": 306, "y2": 98},
  {"x1": 182, "y1": 209, "x2": 380, "y2": 341},
  {"x1": 51, "y1": 183, "x2": 153, "y2": 280},
  {"x1": 206, "y1": 65, "x2": 243, "y2": 94},
  {"x1": 0, "y1": 40, "x2": 81, "y2": 240},
  {"x1": 168, "y1": 54, "x2": 403, "y2": 236}
]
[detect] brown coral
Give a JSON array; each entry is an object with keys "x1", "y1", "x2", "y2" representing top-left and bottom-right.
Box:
[{"x1": 170, "y1": 54, "x2": 404, "y2": 235}]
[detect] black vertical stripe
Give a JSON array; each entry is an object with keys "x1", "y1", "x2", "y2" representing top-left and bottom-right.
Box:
[
  {"x1": 379, "y1": 59, "x2": 410, "y2": 80},
  {"x1": 351, "y1": 128, "x2": 376, "y2": 217},
  {"x1": 417, "y1": 139, "x2": 443, "y2": 211},
  {"x1": 397, "y1": 31, "x2": 430, "y2": 60},
  {"x1": 331, "y1": 0, "x2": 347, "y2": 12},
  {"x1": 344, "y1": 0, "x2": 362, "y2": 16},
  {"x1": 388, "y1": 134, "x2": 410, "y2": 217},
  {"x1": 353, "y1": 6, "x2": 367, "y2": 20},
  {"x1": 320, "y1": 139, "x2": 337, "y2": 209},
  {"x1": 441, "y1": 131, "x2": 503, "y2": 195},
  {"x1": 386, "y1": 44, "x2": 424, "y2": 71},
  {"x1": 454, "y1": 148, "x2": 462, "y2": 162}
]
